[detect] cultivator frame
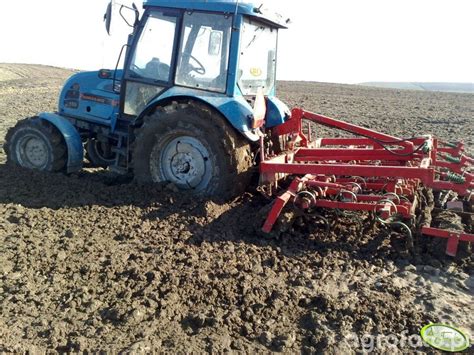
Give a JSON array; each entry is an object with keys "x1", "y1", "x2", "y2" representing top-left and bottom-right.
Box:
[{"x1": 259, "y1": 108, "x2": 474, "y2": 256}]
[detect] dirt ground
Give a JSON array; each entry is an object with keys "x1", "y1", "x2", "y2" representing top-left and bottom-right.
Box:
[{"x1": 0, "y1": 64, "x2": 472, "y2": 353}]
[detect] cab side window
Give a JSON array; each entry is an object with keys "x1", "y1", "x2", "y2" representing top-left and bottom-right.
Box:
[{"x1": 176, "y1": 12, "x2": 232, "y2": 92}]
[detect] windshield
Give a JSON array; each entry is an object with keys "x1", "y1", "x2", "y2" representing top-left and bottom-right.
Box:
[
  {"x1": 128, "y1": 11, "x2": 177, "y2": 82},
  {"x1": 238, "y1": 17, "x2": 278, "y2": 96}
]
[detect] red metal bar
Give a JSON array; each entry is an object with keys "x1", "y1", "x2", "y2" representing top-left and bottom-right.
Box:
[
  {"x1": 335, "y1": 179, "x2": 417, "y2": 196},
  {"x1": 436, "y1": 161, "x2": 465, "y2": 174},
  {"x1": 314, "y1": 199, "x2": 411, "y2": 218},
  {"x1": 430, "y1": 181, "x2": 472, "y2": 196},
  {"x1": 422, "y1": 227, "x2": 474, "y2": 256},
  {"x1": 438, "y1": 140, "x2": 464, "y2": 152},
  {"x1": 437, "y1": 153, "x2": 474, "y2": 166},
  {"x1": 293, "y1": 108, "x2": 415, "y2": 151},
  {"x1": 438, "y1": 147, "x2": 462, "y2": 155},
  {"x1": 261, "y1": 179, "x2": 302, "y2": 233},
  {"x1": 305, "y1": 180, "x2": 348, "y2": 189},
  {"x1": 464, "y1": 155, "x2": 474, "y2": 164},
  {"x1": 260, "y1": 161, "x2": 435, "y2": 184},
  {"x1": 318, "y1": 138, "x2": 379, "y2": 147},
  {"x1": 262, "y1": 191, "x2": 292, "y2": 233},
  {"x1": 294, "y1": 148, "x2": 418, "y2": 162}
]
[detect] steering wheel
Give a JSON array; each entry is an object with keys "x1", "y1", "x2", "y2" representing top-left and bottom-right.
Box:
[{"x1": 183, "y1": 53, "x2": 206, "y2": 75}]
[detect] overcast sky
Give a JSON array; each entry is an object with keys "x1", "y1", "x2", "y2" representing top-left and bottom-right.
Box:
[{"x1": 0, "y1": 0, "x2": 472, "y2": 84}]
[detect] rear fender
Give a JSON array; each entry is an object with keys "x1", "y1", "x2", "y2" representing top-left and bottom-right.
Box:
[
  {"x1": 134, "y1": 88, "x2": 261, "y2": 142},
  {"x1": 38, "y1": 113, "x2": 83, "y2": 173},
  {"x1": 265, "y1": 96, "x2": 291, "y2": 128}
]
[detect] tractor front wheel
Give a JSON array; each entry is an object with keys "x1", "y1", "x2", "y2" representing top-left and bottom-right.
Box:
[
  {"x1": 4, "y1": 117, "x2": 67, "y2": 172},
  {"x1": 132, "y1": 102, "x2": 253, "y2": 200}
]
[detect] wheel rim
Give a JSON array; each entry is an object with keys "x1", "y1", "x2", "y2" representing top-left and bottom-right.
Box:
[
  {"x1": 16, "y1": 134, "x2": 49, "y2": 169},
  {"x1": 151, "y1": 136, "x2": 212, "y2": 191}
]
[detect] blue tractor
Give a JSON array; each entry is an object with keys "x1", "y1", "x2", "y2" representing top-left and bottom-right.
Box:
[{"x1": 5, "y1": 0, "x2": 289, "y2": 199}]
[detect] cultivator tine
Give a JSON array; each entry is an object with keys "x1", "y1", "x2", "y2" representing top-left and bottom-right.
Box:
[
  {"x1": 446, "y1": 235, "x2": 461, "y2": 257},
  {"x1": 390, "y1": 221, "x2": 414, "y2": 251},
  {"x1": 261, "y1": 178, "x2": 303, "y2": 233},
  {"x1": 311, "y1": 214, "x2": 330, "y2": 236},
  {"x1": 259, "y1": 108, "x2": 473, "y2": 256},
  {"x1": 262, "y1": 190, "x2": 292, "y2": 233}
]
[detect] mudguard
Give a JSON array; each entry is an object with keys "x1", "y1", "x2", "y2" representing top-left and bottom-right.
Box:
[
  {"x1": 136, "y1": 87, "x2": 261, "y2": 142},
  {"x1": 38, "y1": 113, "x2": 83, "y2": 173},
  {"x1": 265, "y1": 96, "x2": 291, "y2": 128}
]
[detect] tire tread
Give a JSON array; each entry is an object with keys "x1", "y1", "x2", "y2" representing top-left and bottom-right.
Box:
[{"x1": 4, "y1": 117, "x2": 67, "y2": 172}]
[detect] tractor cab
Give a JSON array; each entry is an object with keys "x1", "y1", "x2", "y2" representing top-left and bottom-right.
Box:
[
  {"x1": 118, "y1": 0, "x2": 289, "y2": 124},
  {"x1": 122, "y1": 7, "x2": 235, "y2": 116}
]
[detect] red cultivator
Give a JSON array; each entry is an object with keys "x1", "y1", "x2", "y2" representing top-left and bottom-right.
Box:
[{"x1": 258, "y1": 108, "x2": 474, "y2": 256}]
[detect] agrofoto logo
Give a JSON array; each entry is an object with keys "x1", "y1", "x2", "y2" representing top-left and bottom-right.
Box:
[
  {"x1": 344, "y1": 324, "x2": 470, "y2": 352},
  {"x1": 420, "y1": 323, "x2": 470, "y2": 352}
]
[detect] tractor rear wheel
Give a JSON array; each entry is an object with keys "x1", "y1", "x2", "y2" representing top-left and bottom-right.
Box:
[
  {"x1": 4, "y1": 117, "x2": 67, "y2": 172},
  {"x1": 132, "y1": 102, "x2": 253, "y2": 200}
]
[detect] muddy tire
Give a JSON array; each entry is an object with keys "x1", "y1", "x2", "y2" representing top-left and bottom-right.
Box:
[
  {"x1": 132, "y1": 101, "x2": 253, "y2": 200},
  {"x1": 4, "y1": 117, "x2": 67, "y2": 172},
  {"x1": 85, "y1": 139, "x2": 115, "y2": 168}
]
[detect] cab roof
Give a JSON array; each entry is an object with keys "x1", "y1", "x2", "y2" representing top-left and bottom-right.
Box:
[{"x1": 142, "y1": 0, "x2": 287, "y2": 28}]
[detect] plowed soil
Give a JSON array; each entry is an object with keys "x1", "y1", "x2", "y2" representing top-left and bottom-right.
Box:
[{"x1": 0, "y1": 64, "x2": 472, "y2": 353}]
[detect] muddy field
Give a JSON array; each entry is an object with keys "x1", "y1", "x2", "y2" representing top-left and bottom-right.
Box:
[{"x1": 0, "y1": 64, "x2": 472, "y2": 352}]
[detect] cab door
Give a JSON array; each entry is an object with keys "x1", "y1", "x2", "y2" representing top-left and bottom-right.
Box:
[{"x1": 121, "y1": 9, "x2": 180, "y2": 117}]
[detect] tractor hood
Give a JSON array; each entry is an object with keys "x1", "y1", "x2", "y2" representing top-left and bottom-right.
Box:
[{"x1": 58, "y1": 70, "x2": 122, "y2": 125}]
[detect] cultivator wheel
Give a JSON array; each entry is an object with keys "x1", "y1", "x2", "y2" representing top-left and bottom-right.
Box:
[{"x1": 257, "y1": 108, "x2": 474, "y2": 256}]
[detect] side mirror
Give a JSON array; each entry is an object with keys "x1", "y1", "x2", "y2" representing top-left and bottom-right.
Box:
[
  {"x1": 104, "y1": 1, "x2": 112, "y2": 35},
  {"x1": 208, "y1": 31, "x2": 222, "y2": 56},
  {"x1": 119, "y1": 2, "x2": 140, "y2": 29}
]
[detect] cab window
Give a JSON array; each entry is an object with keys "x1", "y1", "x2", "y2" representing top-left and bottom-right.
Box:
[
  {"x1": 176, "y1": 12, "x2": 232, "y2": 92},
  {"x1": 129, "y1": 11, "x2": 177, "y2": 82}
]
